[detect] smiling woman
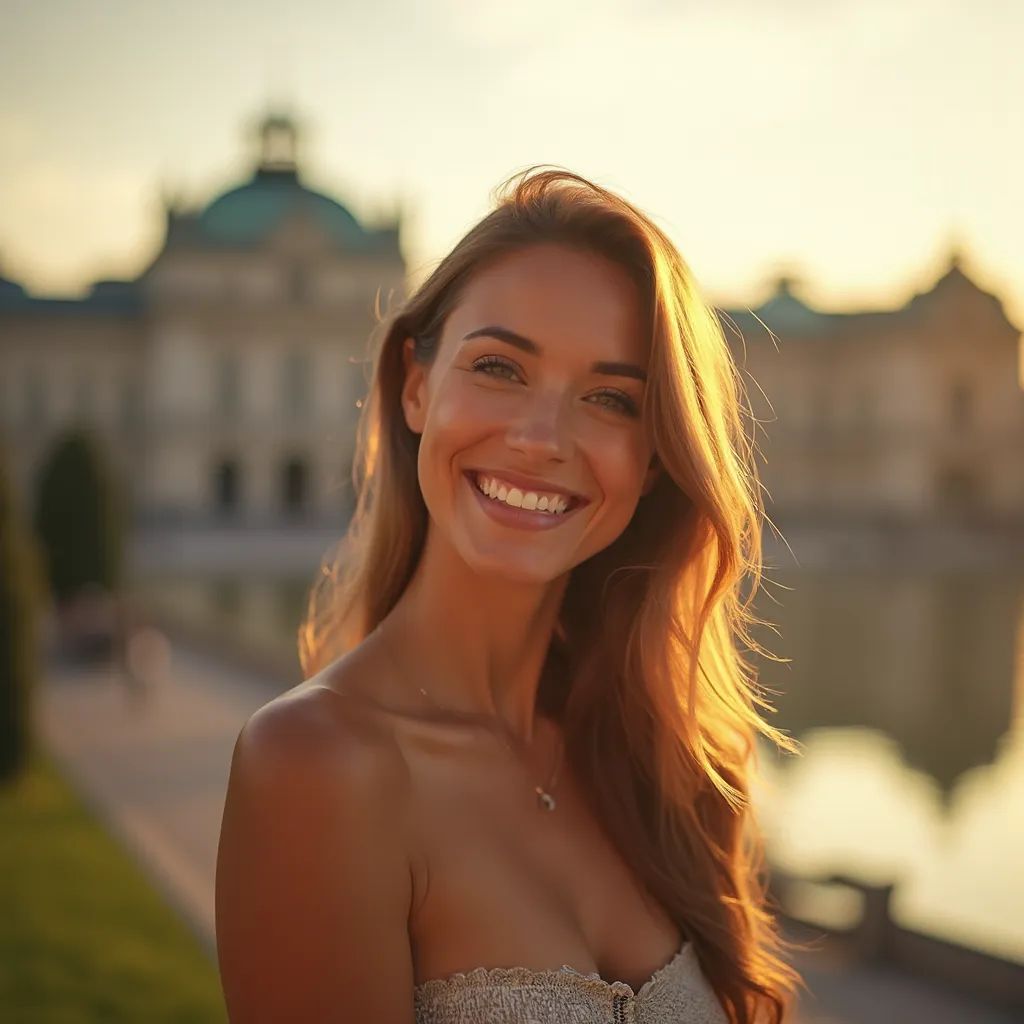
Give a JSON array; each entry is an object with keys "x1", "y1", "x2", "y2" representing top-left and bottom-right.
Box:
[{"x1": 215, "y1": 167, "x2": 803, "y2": 1024}]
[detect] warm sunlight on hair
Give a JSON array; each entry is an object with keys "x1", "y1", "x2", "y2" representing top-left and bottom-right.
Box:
[{"x1": 298, "y1": 166, "x2": 804, "y2": 1023}]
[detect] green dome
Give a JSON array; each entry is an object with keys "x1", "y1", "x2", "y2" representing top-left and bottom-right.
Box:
[{"x1": 198, "y1": 167, "x2": 372, "y2": 249}]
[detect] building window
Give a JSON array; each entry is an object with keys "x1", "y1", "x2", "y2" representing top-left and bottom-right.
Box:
[
  {"x1": 216, "y1": 352, "x2": 241, "y2": 421},
  {"x1": 213, "y1": 458, "x2": 242, "y2": 515},
  {"x1": 949, "y1": 379, "x2": 972, "y2": 429},
  {"x1": 936, "y1": 463, "x2": 981, "y2": 519},
  {"x1": 282, "y1": 349, "x2": 310, "y2": 421},
  {"x1": 281, "y1": 456, "x2": 308, "y2": 516},
  {"x1": 211, "y1": 577, "x2": 242, "y2": 617}
]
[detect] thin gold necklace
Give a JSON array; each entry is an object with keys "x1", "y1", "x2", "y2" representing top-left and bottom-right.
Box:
[{"x1": 374, "y1": 622, "x2": 564, "y2": 812}]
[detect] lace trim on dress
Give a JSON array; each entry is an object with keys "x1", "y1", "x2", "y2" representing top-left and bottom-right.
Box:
[{"x1": 414, "y1": 939, "x2": 693, "y2": 1001}]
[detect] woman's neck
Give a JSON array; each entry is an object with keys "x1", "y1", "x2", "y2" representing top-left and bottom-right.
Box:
[{"x1": 380, "y1": 527, "x2": 569, "y2": 745}]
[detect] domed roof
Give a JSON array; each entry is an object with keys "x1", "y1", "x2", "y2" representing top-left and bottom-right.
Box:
[
  {"x1": 749, "y1": 271, "x2": 835, "y2": 334},
  {"x1": 198, "y1": 166, "x2": 371, "y2": 249},
  {"x1": 194, "y1": 112, "x2": 391, "y2": 252}
]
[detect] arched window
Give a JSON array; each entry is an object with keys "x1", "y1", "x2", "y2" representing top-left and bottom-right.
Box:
[
  {"x1": 936, "y1": 463, "x2": 980, "y2": 519},
  {"x1": 213, "y1": 458, "x2": 242, "y2": 515},
  {"x1": 281, "y1": 456, "x2": 308, "y2": 516},
  {"x1": 949, "y1": 378, "x2": 972, "y2": 430}
]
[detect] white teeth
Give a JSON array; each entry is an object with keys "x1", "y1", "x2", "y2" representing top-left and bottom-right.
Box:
[{"x1": 473, "y1": 474, "x2": 571, "y2": 515}]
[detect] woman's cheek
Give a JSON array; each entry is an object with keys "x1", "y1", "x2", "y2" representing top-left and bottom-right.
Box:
[
  {"x1": 433, "y1": 378, "x2": 505, "y2": 431},
  {"x1": 601, "y1": 453, "x2": 650, "y2": 525}
]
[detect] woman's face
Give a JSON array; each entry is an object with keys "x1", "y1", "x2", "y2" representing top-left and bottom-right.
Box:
[{"x1": 401, "y1": 241, "x2": 660, "y2": 583}]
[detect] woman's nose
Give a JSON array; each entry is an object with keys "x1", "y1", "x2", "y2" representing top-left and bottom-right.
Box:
[{"x1": 505, "y1": 390, "x2": 572, "y2": 460}]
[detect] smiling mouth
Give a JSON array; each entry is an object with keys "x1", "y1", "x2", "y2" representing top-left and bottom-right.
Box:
[{"x1": 464, "y1": 470, "x2": 585, "y2": 514}]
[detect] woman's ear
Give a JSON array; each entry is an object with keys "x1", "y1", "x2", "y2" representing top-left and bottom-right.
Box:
[{"x1": 400, "y1": 337, "x2": 429, "y2": 435}]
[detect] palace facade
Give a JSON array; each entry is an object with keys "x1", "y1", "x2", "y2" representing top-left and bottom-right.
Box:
[
  {"x1": 723, "y1": 257, "x2": 1023, "y2": 529},
  {"x1": 1, "y1": 118, "x2": 1021, "y2": 535},
  {"x1": 0, "y1": 112, "x2": 405, "y2": 528}
]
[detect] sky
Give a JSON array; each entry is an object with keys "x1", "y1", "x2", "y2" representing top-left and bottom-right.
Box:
[{"x1": 0, "y1": 0, "x2": 1021, "y2": 329}]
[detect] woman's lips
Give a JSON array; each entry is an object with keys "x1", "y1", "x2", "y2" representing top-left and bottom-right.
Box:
[
  {"x1": 463, "y1": 470, "x2": 586, "y2": 530},
  {"x1": 465, "y1": 468, "x2": 588, "y2": 508}
]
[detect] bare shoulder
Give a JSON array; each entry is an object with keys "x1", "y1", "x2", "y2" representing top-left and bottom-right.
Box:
[
  {"x1": 216, "y1": 664, "x2": 416, "y2": 1022},
  {"x1": 237, "y1": 672, "x2": 410, "y2": 792}
]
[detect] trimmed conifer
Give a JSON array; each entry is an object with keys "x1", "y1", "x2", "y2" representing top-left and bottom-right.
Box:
[{"x1": 0, "y1": 441, "x2": 42, "y2": 782}]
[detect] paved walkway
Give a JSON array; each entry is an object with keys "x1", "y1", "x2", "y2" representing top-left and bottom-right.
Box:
[
  {"x1": 38, "y1": 640, "x2": 281, "y2": 959},
  {"x1": 38, "y1": 636, "x2": 1018, "y2": 1024}
]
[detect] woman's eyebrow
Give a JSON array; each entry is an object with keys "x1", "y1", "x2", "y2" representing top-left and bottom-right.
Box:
[{"x1": 462, "y1": 325, "x2": 647, "y2": 382}]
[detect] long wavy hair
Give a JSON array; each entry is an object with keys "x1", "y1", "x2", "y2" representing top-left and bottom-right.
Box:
[{"x1": 298, "y1": 167, "x2": 803, "y2": 1022}]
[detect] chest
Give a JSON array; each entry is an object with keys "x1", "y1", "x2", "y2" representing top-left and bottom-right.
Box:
[{"x1": 404, "y1": 739, "x2": 681, "y2": 991}]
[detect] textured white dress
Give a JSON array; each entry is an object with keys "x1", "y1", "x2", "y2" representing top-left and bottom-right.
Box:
[{"x1": 413, "y1": 939, "x2": 729, "y2": 1023}]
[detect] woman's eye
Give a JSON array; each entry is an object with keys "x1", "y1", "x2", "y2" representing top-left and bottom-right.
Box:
[
  {"x1": 590, "y1": 391, "x2": 639, "y2": 417},
  {"x1": 470, "y1": 356, "x2": 639, "y2": 418},
  {"x1": 471, "y1": 355, "x2": 521, "y2": 381}
]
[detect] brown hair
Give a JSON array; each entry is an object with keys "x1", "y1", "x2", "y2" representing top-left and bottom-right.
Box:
[{"x1": 299, "y1": 167, "x2": 803, "y2": 1022}]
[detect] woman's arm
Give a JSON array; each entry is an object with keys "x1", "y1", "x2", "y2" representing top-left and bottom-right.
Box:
[{"x1": 215, "y1": 688, "x2": 415, "y2": 1023}]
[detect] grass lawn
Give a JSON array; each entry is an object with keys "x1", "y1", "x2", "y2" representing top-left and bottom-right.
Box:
[{"x1": 0, "y1": 747, "x2": 227, "y2": 1023}]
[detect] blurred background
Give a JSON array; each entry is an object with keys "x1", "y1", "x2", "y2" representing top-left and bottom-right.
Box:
[{"x1": 1, "y1": 1, "x2": 1021, "y2": 1022}]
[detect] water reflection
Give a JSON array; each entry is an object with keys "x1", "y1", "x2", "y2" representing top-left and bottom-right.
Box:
[
  {"x1": 133, "y1": 565, "x2": 1024, "y2": 960},
  {"x1": 751, "y1": 569, "x2": 1023, "y2": 795},
  {"x1": 750, "y1": 567, "x2": 1024, "y2": 960}
]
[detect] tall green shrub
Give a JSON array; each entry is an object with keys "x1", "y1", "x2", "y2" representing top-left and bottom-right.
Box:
[
  {"x1": 32, "y1": 429, "x2": 123, "y2": 605},
  {"x1": 0, "y1": 441, "x2": 42, "y2": 783}
]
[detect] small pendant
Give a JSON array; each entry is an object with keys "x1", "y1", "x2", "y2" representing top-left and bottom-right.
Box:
[{"x1": 536, "y1": 787, "x2": 557, "y2": 811}]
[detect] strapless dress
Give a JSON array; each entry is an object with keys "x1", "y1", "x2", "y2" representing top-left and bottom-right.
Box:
[{"x1": 413, "y1": 939, "x2": 729, "y2": 1023}]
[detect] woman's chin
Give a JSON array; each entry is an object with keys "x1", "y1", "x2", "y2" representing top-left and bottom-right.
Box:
[{"x1": 457, "y1": 544, "x2": 568, "y2": 587}]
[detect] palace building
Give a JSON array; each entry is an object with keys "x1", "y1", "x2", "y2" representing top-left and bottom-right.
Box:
[
  {"x1": 723, "y1": 254, "x2": 1023, "y2": 529},
  {"x1": 1, "y1": 117, "x2": 1021, "y2": 538},
  {"x1": 0, "y1": 111, "x2": 405, "y2": 529}
]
